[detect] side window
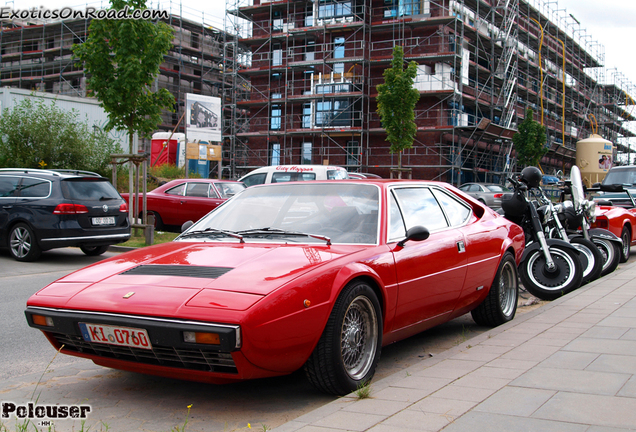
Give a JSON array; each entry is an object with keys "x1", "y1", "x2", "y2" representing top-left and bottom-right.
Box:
[
  {"x1": 242, "y1": 173, "x2": 267, "y2": 187},
  {"x1": 19, "y1": 178, "x2": 51, "y2": 198},
  {"x1": 458, "y1": 184, "x2": 470, "y2": 192},
  {"x1": 388, "y1": 192, "x2": 406, "y2": 241},
  {"x1": 272, "y1": 173, "x2": 293, "y2": 183},
  {"x1": 298, "y1": 173, "x2": 317, "y2": 181},
  {"x1": 186, "y1": 183, "x2": 210, "y2": 197},
  {"x1": 393, "y1": 187, "x2": 448, "y2": 232},
  {"x1": 0, "y1": 176, "x2": 20, "y2": 198},
  {"x1": 468, "y1": 184, "x2": 480, "y2": 192},
  {"x1": 208, "y1": 185, "x2": 221, "y2": 199},
  {"x1": 165, "y1": 183, "x2": 186, "y2": 195},
  {"x1": 432, "y1": 188, "x2": 471, "y2": 227}
]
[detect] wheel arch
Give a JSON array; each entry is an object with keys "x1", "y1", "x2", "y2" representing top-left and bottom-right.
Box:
[{"x1": 330, "y1": 264, "x2": 387, "y2": 323}]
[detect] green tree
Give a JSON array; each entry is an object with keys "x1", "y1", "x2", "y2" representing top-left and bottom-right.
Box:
[
  {"x1": 513, "y1": 108, "x2": 548, "y2": 167},
  {"x1": 0, "y1": 98, "x2": 121, "y2": 176},
  {"x1": 376, "y1": 45, "x2": 420, "y2": 172},
  {"x1": 73, "y1": 0, "x2": 175, "y2": 153}
]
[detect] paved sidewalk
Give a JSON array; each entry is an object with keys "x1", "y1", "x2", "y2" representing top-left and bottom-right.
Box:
[{"x1": 273, "y1": 260, "x2": 636, "y2": 432}]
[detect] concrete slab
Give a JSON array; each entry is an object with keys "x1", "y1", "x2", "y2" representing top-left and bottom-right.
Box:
[
  {"x1": 510, "y1": 367, "x2": 630, "y2": 395},
  {"x1": 532, "y1": 392, "x2": 636, "y2": 429}
]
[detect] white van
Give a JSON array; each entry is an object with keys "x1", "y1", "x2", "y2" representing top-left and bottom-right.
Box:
[{"x1": 238, "y1": 165, "x2": 349, "y2": 187}]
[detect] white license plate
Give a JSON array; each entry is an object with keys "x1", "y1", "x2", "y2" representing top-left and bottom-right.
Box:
[
  {"x1": 92, "y1": 217, "x2": 115, "y2": 226},
  {"x1": 79, "y1": 323, "x2": 152, "y2": 350}
]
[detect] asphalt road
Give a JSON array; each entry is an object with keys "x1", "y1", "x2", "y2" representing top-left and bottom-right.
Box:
[{"x1": 0, "y1": 245, "x2": 577, "y2": 431}]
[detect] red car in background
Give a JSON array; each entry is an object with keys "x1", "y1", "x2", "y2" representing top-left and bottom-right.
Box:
[
  {"x1": 592, "y1": 185, "x2": 636, "y2": 262},
  {"x1": 121, "y1": 179, "x2": 245, "y2": 230},
  {"x1": 25, "y1": 180, "x2": 524, "y2": 395}
]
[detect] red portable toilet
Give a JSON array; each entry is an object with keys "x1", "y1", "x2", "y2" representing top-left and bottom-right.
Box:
[{"x1": 150, "y1": 132, "x2": 185, "y2": 166}]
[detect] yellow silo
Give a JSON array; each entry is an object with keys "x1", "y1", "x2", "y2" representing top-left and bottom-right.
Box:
[{"x1": 576, "y1": 134, "x2": 615, "y2": 187}]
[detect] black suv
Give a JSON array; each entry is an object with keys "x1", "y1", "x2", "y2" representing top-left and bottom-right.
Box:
[{"x1": 0, "y1": 169, "x2": 130, "y2": 261}]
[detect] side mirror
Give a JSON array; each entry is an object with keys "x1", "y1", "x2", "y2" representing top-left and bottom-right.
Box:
[
  {"x1": 181, "y1": 220, "x2": 194, "y2": 233},
  {"x1": 397, "y1": 226, "x2": 430, "y2": 248}
]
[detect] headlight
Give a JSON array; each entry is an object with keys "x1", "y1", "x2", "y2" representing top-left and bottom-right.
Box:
[{"x1": 584, "y1": 201, "x2": 596, "y2": 223}]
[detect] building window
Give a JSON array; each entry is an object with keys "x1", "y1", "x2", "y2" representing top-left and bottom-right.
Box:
[
  {"x1": 334, "y1": 37, "x2": 344, "y2": 74},
  {"x1": 318, "y1": 0, "x2": 352, "y2": 19},
  {"x1": 273, "y1": 10, "x2": 283, "y2": 31},
  {"x1": 272, "y1": 43, "x2": 282, "y2": 66},
  {"x1": 191, "y1": 33, "x2": 200, "y2": 49},
  {"x1": 305, "y1": 5, "x2": 314, "y2": 26},
  {"x1": 346, "y1": 141, "x2": 360, "y2": 166},
  {"x1": 303, "y1": 103, "x2": 312, "y2": 128},
  {"x1": 305, "y1": 40, "x2": 315, "y2": 62},
  {"x1": 271, "y1": 104, "x2": 282, "y2": 130},
  {"x1": 270, "y1": 142, "x2": 281, "y2": 165},
  {"x1": 315, "y1": 99, "x2": 351, "y2": 127},
  {"x1": 384, "y1": 0, "x2": 421, "y2": 18},
  {"x1": 302, "y1": 142, "x2": 312, "y2": 164}
]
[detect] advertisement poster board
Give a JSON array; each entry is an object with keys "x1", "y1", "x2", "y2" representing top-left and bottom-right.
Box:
[{"x1": 186, "y1": 93, "x2": 222, "y2": 143}]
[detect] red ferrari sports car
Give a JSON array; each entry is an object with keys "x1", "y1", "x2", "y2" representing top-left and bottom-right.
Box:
[
  {"x1": 25, "y1": 180, "x2": 525, "y2": 395},
  {"x1": 592, "y1": 188, "x2": 636, "y2": 262},
  {"x1": 121, "y1": 179, "x2": 245, "y2": 230}
]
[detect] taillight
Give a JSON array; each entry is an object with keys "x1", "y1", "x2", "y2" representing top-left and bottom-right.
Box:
[
  {"x1": 494, "y1": 193, "x2": 504, "y2": 199},
  {"x1": 593, "y1": 218, "x2": 609, "y2": 229},
  {"x1": 53, "y1": 203, "x2": 89, "y2": 214},
  {"x1": 119, "y1": 202, "x2": 128, "y2": 212}
]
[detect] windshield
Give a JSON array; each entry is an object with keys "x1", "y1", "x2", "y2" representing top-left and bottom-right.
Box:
[
  {"x1": 603, "y1": 168, "x2": 636, "y2": 186},
  {"x1": 327, "y1": 170, "x2": 349, "y2": 180},
  {"x1": 180, "y1": 183, "x2": 379, "y2": 244},
  {"x1": 61, "y1": 179, "x2": 121, "y2": 200},
  {"x1": 216, "y1": 182, "x2": 246, "y2": 198}
]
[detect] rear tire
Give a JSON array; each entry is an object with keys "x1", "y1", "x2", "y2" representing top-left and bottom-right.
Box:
[
  {"x1": 9, "y1": 223, "x2": 41, "y2": 262},
  {"x1": 471, "y1": 252, "x2": 518, "y2": 326},
  {"x1": 519, "y1": 246, "x2": 582, "y2": 300},
  {"x1": 593, "y1": 237, "x2": 621, "y2": 276},
  {"x1": 150, "y1": 211, "x2": 164, "y2": 231},
  {"x1": 570, "y1": 237, "x2": 603, "y2": 284},
  {"x1": 620, "y1": 226, "x2": 631, "y2": 263},
  {"x1": 80, "y1": 245, "x2": 109, "y2": 256},
  {"x1": 304, "y1": 281, "x2": 382, "y2": 395}
]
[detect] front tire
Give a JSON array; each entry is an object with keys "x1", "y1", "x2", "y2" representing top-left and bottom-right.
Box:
[
  {"x1": 593, "y1": 237, "x2": 621, "y2": 276},
  {"x1": 80, "y1": 245, "x2": 109, "y2": 256},
  {"x1": 9, "y1": 223, "x2": 41, "y2": 262},
  {"x1": 304, "y1": 281, "x2": 382, "y2": 395},
  {"x1": 620, "y1": 226, "x2": 631, "y2": 263},
  {"x1": 570, "y1": 237, "x2": 603, "y2": 284},
  {"x1": 471, "y1": 252, "x2": 518, "y2": 326},
  {"x1": 519, "y1": 246, "x2": 582, "y2": 300}
]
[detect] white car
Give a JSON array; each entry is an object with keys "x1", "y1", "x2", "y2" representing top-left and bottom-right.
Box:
[{"x1": 238, "y1": 165, "x2": 349, "y2": 187}]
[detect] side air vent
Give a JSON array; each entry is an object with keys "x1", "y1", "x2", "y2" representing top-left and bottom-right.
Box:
[{"x1": 120, "y1": 265, "x2": 233, "y2": 279}]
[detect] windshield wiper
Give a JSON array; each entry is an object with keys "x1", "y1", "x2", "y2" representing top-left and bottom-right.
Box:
[
  {"x1": 237, "y1": 227, "x2": 331, "y2": 245},
  {"x1": 180, "y1": 228, "x2": 244, "y2": 243}
]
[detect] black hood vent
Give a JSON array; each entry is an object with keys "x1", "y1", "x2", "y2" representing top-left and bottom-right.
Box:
[{"x1": 120, "y1": 265, "x2": 233, "y2": 279}]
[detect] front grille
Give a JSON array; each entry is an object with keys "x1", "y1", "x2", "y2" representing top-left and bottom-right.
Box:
[
  {"x1": 53, "y1": 333, "x2": 237, "y2": 374},
  {"x1": 120, "y1": 264, "x2": 233, "y2": 279}
]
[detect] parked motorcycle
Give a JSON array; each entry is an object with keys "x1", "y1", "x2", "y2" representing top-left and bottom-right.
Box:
[
  {"x1": 529, "y1": 174, "x2": 603, "y2": 285},
  {"x1": 563, "y1": 166, "x2": 622, "y2": 277},
  {"x1": 500, "y1": 167, "x2": 583, "y2": 300}
]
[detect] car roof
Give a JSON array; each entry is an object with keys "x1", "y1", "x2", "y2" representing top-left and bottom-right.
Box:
[
  {"x1": 0, "y1": 168, "x2": 103, "y2": 179},
  {"x1": 162, "y1": 178, "x2": 243, "y2": 184}
]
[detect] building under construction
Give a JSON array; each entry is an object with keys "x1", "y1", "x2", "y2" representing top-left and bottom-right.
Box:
[
  {"x1": 224, "y1": 0, "x2": 636, "y2": 182},
  {"x1": 0, "y1": 9, "x2": 230, "y2": 151}
]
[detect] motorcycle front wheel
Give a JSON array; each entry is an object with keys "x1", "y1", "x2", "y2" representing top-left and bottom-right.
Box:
[
  {"x1": 520, "y1": 246, "x2": 583, "y2": 300},
  {"x1": 570, "y1": 237, "x2": 603, "y2": 284},
  {"x1": 592, "y1": 237, "x2": 621, "y2": 277}
]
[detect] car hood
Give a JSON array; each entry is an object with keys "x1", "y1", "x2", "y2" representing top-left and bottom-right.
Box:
[{"x1": 31, "y1": 241, "x2": 361, "y2": 315}]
